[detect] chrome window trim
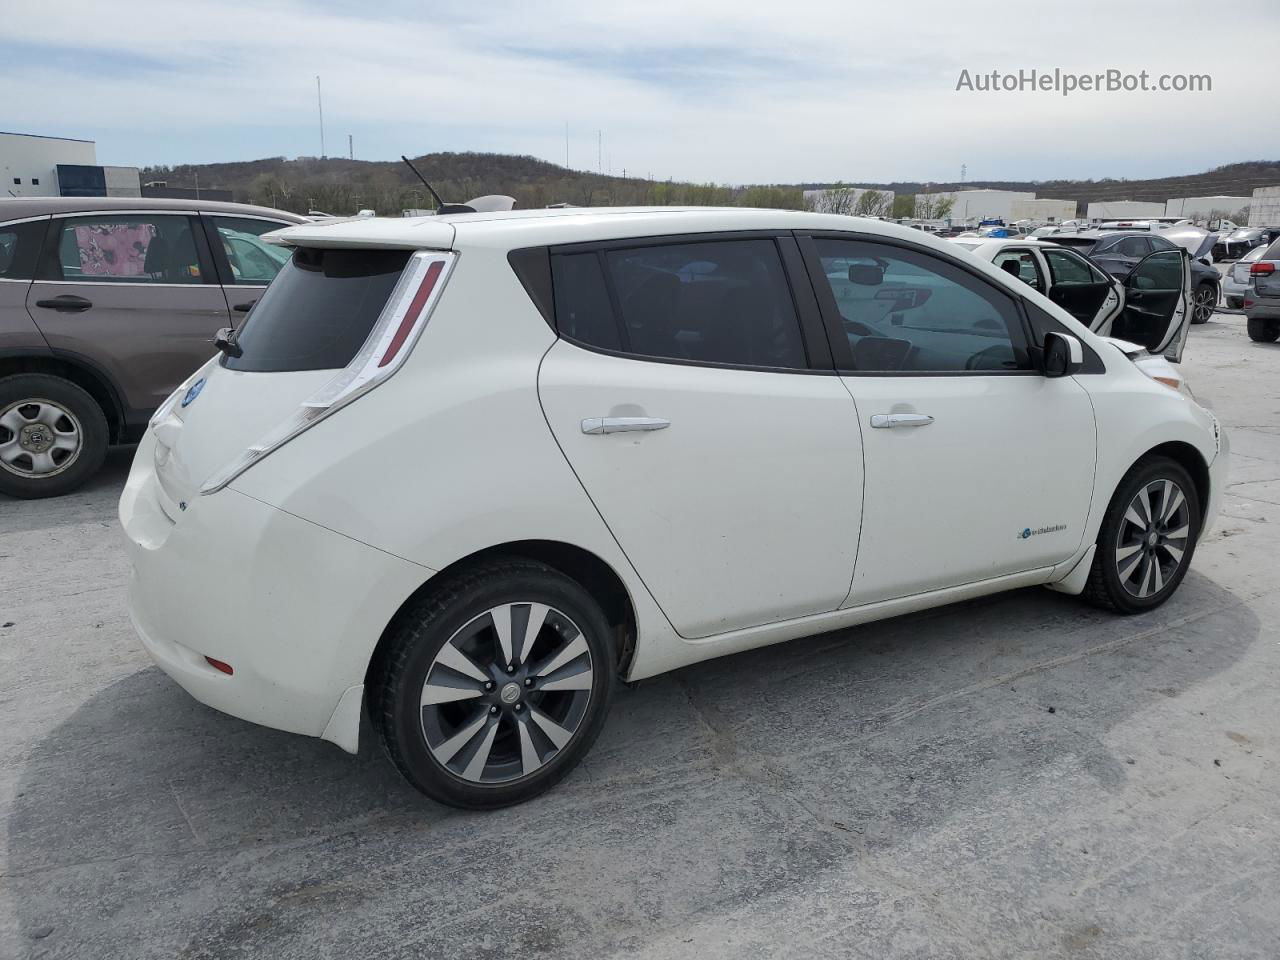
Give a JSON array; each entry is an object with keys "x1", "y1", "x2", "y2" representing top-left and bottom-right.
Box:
[
  {"x1": 29, "y1": 279, "x2": 220, "y2": 289},
  {"x1": 0, "y1": 215, "x2": 54, "y2": 228},
  {"x1": 49, "y1": 210, "x2": 198, "y2": 219}
]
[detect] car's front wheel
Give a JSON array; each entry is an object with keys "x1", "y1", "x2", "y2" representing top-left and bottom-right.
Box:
[
  {"x1": 1191, "y1": 283, "x2": 1217, "y2": 324},
  {"x1": 370, "y1": 559, "x2": 615, "y2": 809},
  {"x1": 1247, "y1": 317, "x2": 1280, "y2": 343},
  {"x1": 0, "y1": 373, "x2": 108, "y2": 499},
  {"x1": 1082, "y1": 456, "x2": 1201, "y2": 614}
]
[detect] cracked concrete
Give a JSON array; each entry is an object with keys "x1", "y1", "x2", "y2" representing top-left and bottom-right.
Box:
[{"x1": 1, "y1": 311, "x2": 1278, "y2": 959}]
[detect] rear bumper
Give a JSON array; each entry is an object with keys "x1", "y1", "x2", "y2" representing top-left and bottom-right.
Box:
[
  {"x1": 120, "y1": 433, "x2": 433, "y2": 747},
  {"x1": 1244, "y1": 297, "x2": 1280, "y2": 320}
]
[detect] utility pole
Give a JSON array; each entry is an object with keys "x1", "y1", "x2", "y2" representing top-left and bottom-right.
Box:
[
  {"x1": 348, "y1": 134, "x2": 353, "y2": 160},
  {"x1": 316, "y1": 76, "x2": 326, "y2": 158},
  {"x1": 598, "y1": 130, "x2": 602, "y2": 173},
  {"x1": 960, "y1": 163, "x2": 966, "y2": 184},
  {"x1": 194, "y1": 171, "x2": 200, "y2": 200},
  {"x1": 564, "y1": 122, "x2": 569, "y2": 168}
]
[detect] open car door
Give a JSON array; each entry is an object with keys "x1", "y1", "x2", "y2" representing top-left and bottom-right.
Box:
[
  {"x1": 1110, "y1": 248, "x2": 1192, "y2": 362},
  {"x1": 1039, "y1": 246, "x2": 1122, "y2": 331}
]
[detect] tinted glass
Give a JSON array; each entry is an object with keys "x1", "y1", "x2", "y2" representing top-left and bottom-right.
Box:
[
  {"x1": 1129, "y1": 250, "x2": 1182, "y2": 291},
  {"x1": 223, "y1": 247, "x2": 410, "y2": 372},
  {"x1": 601, "y1": 239, "x2": 807, "y2": 368},
  {"x1": 1043, "y1": 249, "x2": 1095, "y2": 284},
  {"x1": 49, "y1": 214, "x2": 202, "y2": 284},
  {"x1": 551, "y1": 252, "x2": 621, "y2": 350},
  {"x1": 0, "y1": 220, "x2": 44, "y2": 280},
  {"x1": 814, "y1": 238, "x2": 1024, "y2": 372},
  {"x1": 1264, "y1": 238, "x2": 1280, "y2": 261},
  {"x1": 1116, "y1": 237, "x2": 1148, "y2": 257},
  {"x1": 1148, "y1": 235, "x2": 1177, "y2": 251},
  {"x1": 208, "y1": 216, "x2": 293, "y2": 285}
]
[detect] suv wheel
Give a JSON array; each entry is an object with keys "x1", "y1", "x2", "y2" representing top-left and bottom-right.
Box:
[
  {"x1": 1247, "y1": 317, "x2": 1280, "y2": 343},
  {"x1": 1082, "y1": 456, "x2": 1201, "y2": 614},
  {"x1": 370, "y1": 559, "x2": 615, "y2": 809},
  {"x1": 1191, "y1": 283, "x2": 1217, "y2": 324},
  {"x1": 0, "y1": 374, "x2": 108, "y2": 499}
]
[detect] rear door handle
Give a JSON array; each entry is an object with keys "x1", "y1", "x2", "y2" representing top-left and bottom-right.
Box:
[
  {"x1": 581, "y1": 417, "x2": 671, "y2": 435},
  {"x1": 870, "y1": 413, "x2": 934, "y2": 429},
  {"x1": 35, "y1": 295, "x2": 93, "y2": 312}
]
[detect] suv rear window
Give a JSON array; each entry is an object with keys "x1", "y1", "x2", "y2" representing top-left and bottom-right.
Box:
[
  {"x1": 224, "y1": 247, "x2": 410, "y2": 372},
  {"x1": 0, "y1": 220, "x2": 45, "y2": 280}
]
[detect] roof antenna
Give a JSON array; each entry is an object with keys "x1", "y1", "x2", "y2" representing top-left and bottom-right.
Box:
[{"x1": 401, "y1": 155, "x2": 474, "y2": 215}]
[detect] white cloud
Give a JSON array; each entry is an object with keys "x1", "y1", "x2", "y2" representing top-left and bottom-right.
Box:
[{"x1": 1, "y1": 0, "x2": 1275, "y2": 183}]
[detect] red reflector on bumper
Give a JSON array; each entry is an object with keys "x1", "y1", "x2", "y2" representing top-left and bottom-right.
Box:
[{"x1": 205, "y1": 656, "x2": 234, "y2": 675}]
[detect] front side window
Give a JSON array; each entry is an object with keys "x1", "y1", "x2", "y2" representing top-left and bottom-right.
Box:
[
  {"x1": 46, "y1": 214, "x2": 202, "y2": 284},
  {"x1": 814, "y1": 237, "x2": 1025, "y2": 373},
  {"x1": 1129, "y1": 249, "x2": 1183, "y2": 291},
  {"x1": 207, "y1": 215, "x2": 293, "y2": 285}
]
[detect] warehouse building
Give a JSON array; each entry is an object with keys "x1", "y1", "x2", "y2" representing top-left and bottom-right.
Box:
[
  {"x1": 1085, "y1": 200, "x2": 1166, "y2": 220},
  {"x1": 927, "y1": 189, "x2": 1035, "y2": 224},
  {"x1": 1009, "y1": 198, "x2": 1077, "y2": 223},
  {"x1": 1, "y1": 131, "x2": 140, "y2": 199},
  {"x1": 1248, "y1": 186, "x2": 1280, "y2": 227},
  {"x1": 1165, "y1": 195, "x2": 1251, "y2": 220}
]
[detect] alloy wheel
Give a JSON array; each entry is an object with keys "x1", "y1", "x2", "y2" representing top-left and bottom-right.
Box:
[
  {"x1": 0, "y1": 399, "x2": 83, "y2": 479},
  {"x1": 419, "y1": 602, "x2": 595, "y2": 784},
  {"x1": 1193, "y1": 286, "x2": 1216, "y2": 323},
  {"x1": 1115, "y1": 478, "x2": 1191, "y2": 598}
]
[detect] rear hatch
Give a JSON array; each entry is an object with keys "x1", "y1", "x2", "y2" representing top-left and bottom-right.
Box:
[
  {"x1": 152, "y1": 245, "x2": 420, "y2": 514},
  {"x1": 1253, "y1": 239, "x2": 1280, "y2": 300}
]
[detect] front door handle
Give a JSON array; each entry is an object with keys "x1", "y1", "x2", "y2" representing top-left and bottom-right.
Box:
[
  {"x1": 581, "y1": 417, "x2": 671, "y2": 435},
  {"x1": 870, "y1": 413, "x2": 934, "y2": 429},
  {"x1": 35, "y1": 295, "x2": 93, "y2": 312}
]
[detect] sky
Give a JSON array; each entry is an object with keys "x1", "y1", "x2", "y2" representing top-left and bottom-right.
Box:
[{"x1": 2, "y1": 0, "x2": 1277, "y2": 186}]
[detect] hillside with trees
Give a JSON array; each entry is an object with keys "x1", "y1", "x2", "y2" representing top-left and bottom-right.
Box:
[{"x1": 140, "y1": 154, "x2": 1280, "y2": 217}]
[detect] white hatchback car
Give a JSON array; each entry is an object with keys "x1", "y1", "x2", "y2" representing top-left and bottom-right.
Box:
[{"x1": 121, "y1": 208, "x2": 1228, "y2": 808}]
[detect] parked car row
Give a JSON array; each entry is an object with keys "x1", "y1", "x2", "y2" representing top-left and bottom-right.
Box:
[
  {"x1": 1244, "y1": 236, "x2": 1280, "y2": 343},
  {"x1": 0, "y1": 197, "x2": 304, "y2": 498}
]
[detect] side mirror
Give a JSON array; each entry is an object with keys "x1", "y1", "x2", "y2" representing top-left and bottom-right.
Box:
[
  {"x1": 848, "y1": 263, "x2": 884, "y2": 286},
  {"x1": 1043, "y1": 331, "x2": 1082, "y2": 378}
]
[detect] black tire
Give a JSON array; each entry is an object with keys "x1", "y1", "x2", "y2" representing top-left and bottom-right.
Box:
[
  {"x1": 369, "y1": 558, "x2": 615, "y2": 809},
  {"x1": 1190, "y1": 283, "x2": 1217, "y2": 324},
  {"x1": 0, "y1": 374, "x2": 109, "y2": 499},
  {"x1": 1082, "y1": 456, "x2": 1201, "y2": 614},
  {"x1": 1246, "y1": 317, "x2": 1280, "y2": 343},
  {"x1": 1225, "y1": 296, "x2": 1242, "y2": 310}
]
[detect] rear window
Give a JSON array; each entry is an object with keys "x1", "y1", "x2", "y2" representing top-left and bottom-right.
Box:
[
  {"x1": 0, "y1": 220, "x2": 45, "y2": 280},
  {"x1": 1263, "y1": 238, "x2": 1280, "y2": 261},
  {"x1": 224, "y1": 247, "x2": 410, "y2": 372}
]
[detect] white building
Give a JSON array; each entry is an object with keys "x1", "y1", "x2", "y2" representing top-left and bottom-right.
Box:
[
  {"x1": 1248, "y1": 186, "x2": 1280, "y2": 227},
  {"x1": 926, "y1": 189, "x2": 1035, "y2": 224},
  {"x1": 0, "y1": 131, "x2": 139, "y2": 198},
  {"x1": 1085, "y1": 200, "x2": 1166, "y2": 221},
  {"x1": 803, "y1": 187, "x2": 896, "y2": 217},
  {"x1": 1165, "y1": 195, "x2": 1251, "y2": 220},
  {"x1": 1009, "y1": 198, "x2": 1077, "y2": 223}
]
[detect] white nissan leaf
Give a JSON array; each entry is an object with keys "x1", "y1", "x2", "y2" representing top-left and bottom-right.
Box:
[{"x1": 120, "y1": 209, "x2": 1228, "y2": 809}]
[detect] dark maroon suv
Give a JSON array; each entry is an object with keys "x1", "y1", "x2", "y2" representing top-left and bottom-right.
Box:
[{"x1": 0, "y1": 196, "x2": 305, "y2": 498}]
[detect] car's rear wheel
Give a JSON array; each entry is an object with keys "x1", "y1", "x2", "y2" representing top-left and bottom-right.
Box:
[
  {"x1": 1082, "y1": 456, "x2": 1200, "y2": 614},
  {"x1": 1191, "y1": 283, "x2": 1217, "y2": 324},
  {"x1": 1247, "y1": 317, "x2": 1280, "y2": 342},
  {"x1": 1225, "y1": 295, "x2": 1243, "y2": 310},
  {"x1": 0, "y1": 374, "x2": 108, "y2": 499},
  {"x1": 370, "y1": 559, "x2": 615, "y2": 809}
]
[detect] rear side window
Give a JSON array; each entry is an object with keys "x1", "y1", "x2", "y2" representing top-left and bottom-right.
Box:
[
  {"x1": 551, "y1": 253, "x2": 621, "y2": 351},
  {"x1": 550, "y1": 238, "x2": 806, "y2": 369},
  {"x1": 44, "y1": 214, "x2": 203, "y2": 284},
  {"x1": 605, "y1": 240, "x2": 806, "y2": 368},
  {"x1": 224, "y1": 247, "x2": 410, "y2": 372},
  {"x1": 0, "y1": 220, "x2": 44, "y2": 280},
  {"x1": 207, "y1": 216, "x2": 293, "y2": 285},
  {"x1": 1043, "y1": 249, "x2": 1097, "y2": 284}
]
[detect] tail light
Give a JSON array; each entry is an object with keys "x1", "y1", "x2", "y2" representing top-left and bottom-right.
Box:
[
  {"x1": 1251, "y1": 262, "x2": 1275, "y2": 276},
  {"x1": 201, "y1": 250, "x2": 456, "y2": 494}
]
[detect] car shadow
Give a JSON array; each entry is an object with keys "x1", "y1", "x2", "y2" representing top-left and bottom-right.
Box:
[{"x1": 5, "y1": 571, "x2": 1260, "y2": 958}]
